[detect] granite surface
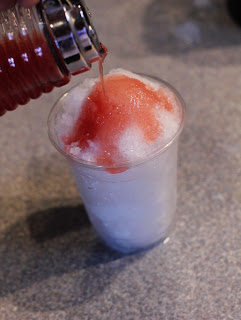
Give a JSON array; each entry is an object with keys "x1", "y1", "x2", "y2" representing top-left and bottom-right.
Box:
[{"x1": 0, "y1": 0, "x2": 241, "y2": 319}]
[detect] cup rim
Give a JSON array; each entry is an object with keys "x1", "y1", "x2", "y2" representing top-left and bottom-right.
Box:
[{"x1": 47, "y1": 73, "x2": 186, "y2": 171}]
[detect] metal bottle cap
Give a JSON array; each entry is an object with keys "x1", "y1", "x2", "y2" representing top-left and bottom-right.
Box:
[{"x1": 38, "y1": 0, "x2": 101, "y2": 75}]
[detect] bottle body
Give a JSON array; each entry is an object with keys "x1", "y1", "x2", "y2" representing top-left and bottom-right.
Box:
[{"x1": 0, "y1": 0, "x2": 101, "y2": 116}]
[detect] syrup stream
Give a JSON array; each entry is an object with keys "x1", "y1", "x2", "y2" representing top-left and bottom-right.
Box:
[{"x1": 99, "y1": 43, "x2": 108, "y2": 94}]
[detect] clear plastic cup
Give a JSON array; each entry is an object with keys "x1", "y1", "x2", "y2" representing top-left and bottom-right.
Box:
[{"x1": 48, "y1": 74, "x2": 185, "y2": 253}]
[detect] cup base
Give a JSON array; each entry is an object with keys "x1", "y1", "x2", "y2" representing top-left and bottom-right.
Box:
[
  {"x1": 94, "y1": 220, "x2": 175, "y2": 254},
  {"x1": 98, "y1": 234, "x2": 169, "y2": 254}
]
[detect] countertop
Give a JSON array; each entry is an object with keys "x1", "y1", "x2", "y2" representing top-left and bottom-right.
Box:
[{"x1": 0, "y1": 0, "x2": 240, "y2": 319}]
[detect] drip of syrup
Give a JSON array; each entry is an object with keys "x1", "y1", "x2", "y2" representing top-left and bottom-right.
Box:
[{"x1": 99, "y1": 43, "x2": 108, "y2": 94}]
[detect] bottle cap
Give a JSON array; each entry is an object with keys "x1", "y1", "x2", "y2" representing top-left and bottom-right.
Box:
[{"x1": 39, "y1": 0, "x2": 101, "y2": 74}]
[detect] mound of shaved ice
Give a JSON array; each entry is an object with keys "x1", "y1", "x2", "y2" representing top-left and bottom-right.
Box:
[{"x1": 57, "y1": 69, "x2": 181, "y2": 170}]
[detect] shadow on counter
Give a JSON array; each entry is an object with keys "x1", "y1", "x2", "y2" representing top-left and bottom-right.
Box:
[{"x1": 0, "y1": 202, "x2": 144, "y2": 312}]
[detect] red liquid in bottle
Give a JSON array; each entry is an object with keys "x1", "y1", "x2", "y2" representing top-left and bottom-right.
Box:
[{"x1": 0, "y1": 31, "x2": 70, "y2": 116}]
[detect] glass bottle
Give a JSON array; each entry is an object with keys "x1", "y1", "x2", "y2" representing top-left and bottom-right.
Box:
[{"x1": 0, "y1": 0, "x2": 102, "y2": 116}]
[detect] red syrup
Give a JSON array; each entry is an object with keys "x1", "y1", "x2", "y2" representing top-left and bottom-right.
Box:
[
  {"x1": 99, "y1": 43, "x2": 108, "y2": 93},
  {"x1": 63, "y1": 69, "x2": 174, "y2": 174}
]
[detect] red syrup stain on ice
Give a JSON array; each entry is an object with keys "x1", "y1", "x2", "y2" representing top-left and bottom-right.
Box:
[{"x1": 63, "y1": 73, "x2": 174, "y2": 174}]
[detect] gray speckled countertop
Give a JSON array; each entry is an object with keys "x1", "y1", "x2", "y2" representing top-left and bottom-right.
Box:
[{"x1": 0, "y1": 1, "x2": 240, "y2": 319}]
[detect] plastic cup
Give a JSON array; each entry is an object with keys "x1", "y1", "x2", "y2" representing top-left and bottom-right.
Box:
[{"x1": 48, "y1": 74, "x2": 185, "y2": 253}]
